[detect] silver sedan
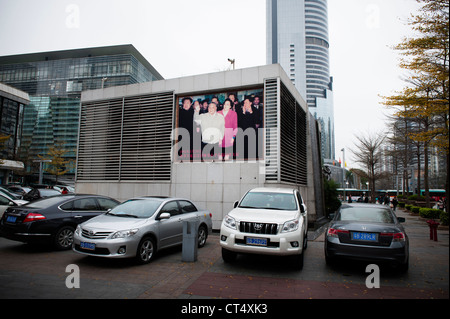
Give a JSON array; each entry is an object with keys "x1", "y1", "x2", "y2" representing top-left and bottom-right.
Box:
[{"x1": 73, "y1": 197, "x2": 212, "y2": 264}]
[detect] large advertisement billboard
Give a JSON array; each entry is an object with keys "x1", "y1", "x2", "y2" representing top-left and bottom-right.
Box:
[{"x1": 175, "y1": 88, "x2": 264, "y2": 162}]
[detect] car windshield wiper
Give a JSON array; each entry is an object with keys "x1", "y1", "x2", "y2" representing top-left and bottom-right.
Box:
[
  {"x1": 239, "y1": 205, "x2": 285, "y2": 210},
  {"x1": 109, "y1": 213, "x2": 139, "y2": 218}
]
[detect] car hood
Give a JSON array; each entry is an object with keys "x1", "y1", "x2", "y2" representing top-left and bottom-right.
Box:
[
  {"x1": 228, "y1": 207, "x2": 299, "y2": 224},
  {"x1": 81, "y1": 214, "x2": 149, "y2": 231}
]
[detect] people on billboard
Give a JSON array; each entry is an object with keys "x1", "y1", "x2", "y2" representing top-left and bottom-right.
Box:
[
  {"x1": 238, "y1": 97, "x2": 258, "y2": 131},
  {"x1": 176, "y1": 89, "x2": 263, "y2": 161},
  {"x1": 218, "y1": 98, "x2": 238, "y2": 160},
  {"x1": 194, "y1": 102, "x2": 225, "y2": 160}
]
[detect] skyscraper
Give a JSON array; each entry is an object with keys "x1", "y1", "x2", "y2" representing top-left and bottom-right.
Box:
[
  {"x1": 0, "y1": 45, "x2": 163, "y2": 177},
  {"x1": 267, "y1": 0, "x2": 335, "y2": 160}
]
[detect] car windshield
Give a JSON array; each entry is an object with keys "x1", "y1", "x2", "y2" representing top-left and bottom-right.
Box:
[
  {"x1": 26, "y1": 196, "x2": 66, "y2": 208},
  {"x1": 239, "y1": 192, "x2": 297, "y2": 211},
  {"x1": 107, "y1": 199, "x2": 162, "y2": 218},
  {"x1": 338, "y1": 207, "x2": 395, "y2": 223}
]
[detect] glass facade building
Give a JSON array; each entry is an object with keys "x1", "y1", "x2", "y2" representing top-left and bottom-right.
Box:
[
  {"x1": 267, "y1": 0, "x2": 335, "y2": 160},
  {"x1": 0, "y1": 45, "x2": 163, "y2": 176}
]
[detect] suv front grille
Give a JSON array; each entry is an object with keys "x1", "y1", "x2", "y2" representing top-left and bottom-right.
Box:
[{"x1": 239, "y1": 221, "x2": 278, "y2": 235}]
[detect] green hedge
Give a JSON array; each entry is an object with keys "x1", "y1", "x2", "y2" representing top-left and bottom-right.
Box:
[
  {"x1": 411, "y1": 206, "x2": 420, "y2": 214},
  {"x1": 440, "y1": 211, "x2": 448, "y2": 226},
  {"x1": 419, "y1": 208, "x2": 443, "y2": 219},
  {"x1": 405, "y1": 204, "x2": 412, "y2": 211},
  {"x1": 398, "y1": 202, "x2": 406, "y2": 208},
  {"x1": 408, "y1": 194, "x2": 426, "y2": 201}
]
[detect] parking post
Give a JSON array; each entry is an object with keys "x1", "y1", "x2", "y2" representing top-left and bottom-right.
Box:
[{"x1": 182, "y1": 220, "x2": 199, "y2": 262}]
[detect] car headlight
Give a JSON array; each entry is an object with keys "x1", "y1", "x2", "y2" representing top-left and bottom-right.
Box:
[
  {"x1": 75, "y1": 225, "x2": 82, "y2": 236},
  {"x1": 223, "y1": 215, "x2": 237, "y2": 230},
  {"x1": 281, "y1": 219, "x2": 299, "y2": 233},
  {"x1": 108, "y1": 229, "x2": 139, "y2": 239}
]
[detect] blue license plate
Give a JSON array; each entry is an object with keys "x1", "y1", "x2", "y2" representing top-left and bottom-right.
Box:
[
  {"x1": 246, "y1": 237, "x2": 267, "y2": 246},
  {"x1": 352, "y1": 232, "x2": 377, "y2": 241},
  {"x1": 6, "y1": 216, "x2": 17, "y2": 223},
  {"x1": 80, "y1": 242, "x2": 95, "y2": 250}
]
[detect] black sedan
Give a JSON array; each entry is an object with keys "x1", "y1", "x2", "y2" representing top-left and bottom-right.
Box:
[
  {"x1": 325, "y1": 203, "x2": 409, "y2": 272},
  {"x1": 0, "y1": 194, "x2": 120, "y2": 250}
]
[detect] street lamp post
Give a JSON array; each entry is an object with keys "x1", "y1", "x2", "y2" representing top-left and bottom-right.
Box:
[{"x1": 33, "y1": 159, "x2": 51, "y2": 185}]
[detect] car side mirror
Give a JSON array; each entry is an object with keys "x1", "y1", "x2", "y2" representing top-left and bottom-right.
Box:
[
  {"x1": 233, "y1": 201, "x2": 239, "y2": 208},
  {"x1": 300, "y1": 203, "x2": 306, "y2": 214},
  {"x1": 158, "y1": 212, "x2": 171, "y2": 220}
]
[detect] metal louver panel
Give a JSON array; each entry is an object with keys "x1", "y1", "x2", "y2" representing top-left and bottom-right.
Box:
[
  {"x1": 77, "y1": 92, "x2": 174, "y2": 181},
  {"x1": 280, "y1": 82, "x2": 307, "y2": 185},
  {"x1": 263, "y1": 78, "x2": 307, "y2": 186},
  {"x1": 264, "y1": 78, "x2": 279, "y2": 182}
]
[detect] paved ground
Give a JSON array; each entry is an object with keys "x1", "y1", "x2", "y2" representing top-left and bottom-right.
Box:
[{"x1": 0, "y1": 207, "x2": 448, "y2": 302}]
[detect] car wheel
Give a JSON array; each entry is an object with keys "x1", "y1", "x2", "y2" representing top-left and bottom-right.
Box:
[
  {"x1": 198, "y1": 225, "x2": 208, "y2": 248},
  {"x1": 222, "y1": 248, "x2": 237, "y2": 263},
  {"x1": 395, "y1": 257, "x2": 409, "y2": 273},
  {"x1": 136, "y1": 237, "x2": 155, "y2": 264},
  {"x1": 292, "y1": 239, "x2": 305, "y2": 270},
  {"x1": 303, "y1": 232, "x2": 308, "y2": 250},
  {"x1": 54, "y1": 226, "x2": 75, "y2": 250}
]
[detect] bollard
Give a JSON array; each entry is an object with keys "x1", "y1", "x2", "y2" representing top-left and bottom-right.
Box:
[
  {"x1": 182, "y1": 220, "x2": 199, "y2": 262},
  {"x1": 427, "y1": 220, "x2": 440, "y2": 241}
]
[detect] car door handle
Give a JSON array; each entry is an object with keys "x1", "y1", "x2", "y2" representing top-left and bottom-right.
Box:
[{"x1": 74, "y1": 215, "x2": 83, "y2": 218}]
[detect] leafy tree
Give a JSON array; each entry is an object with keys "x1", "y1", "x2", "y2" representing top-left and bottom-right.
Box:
[
  {"x1": 350, "y1": 131, "x2": 385, "y2": 203},
  {"x1": 0, "y1": 134, "x2": 10, "y2": 165},
  {"x1": 323, "y1": 178, "x2": 341, "y2": 217},
  {"x1": 382, "y1": 0, "x2": 449, "y2": 210},
  {"x1": 39, "y1": 141, "x2": 73, "y2": 184}
]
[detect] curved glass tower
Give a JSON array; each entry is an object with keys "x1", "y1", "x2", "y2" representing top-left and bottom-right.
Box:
[{"x1": 267, "y1": 0, "x2": 335, "y2": 160}]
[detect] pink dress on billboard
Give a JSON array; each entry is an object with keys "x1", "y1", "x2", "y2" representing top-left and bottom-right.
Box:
[{"x1": 218, "y1": 109, "x2": 238, "y2": 149}]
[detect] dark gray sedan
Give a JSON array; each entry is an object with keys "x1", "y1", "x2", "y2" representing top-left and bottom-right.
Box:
[
  {"x1": 325, "y1": 203, "x2": 409, "y2": 272},
  {"x1": 0, "y1": 194, "x2": 120, "y2": 250}
]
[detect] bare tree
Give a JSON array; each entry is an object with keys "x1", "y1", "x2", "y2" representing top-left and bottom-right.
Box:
[{"x1": 350, "y1": 131, "x2": 386, "y2": 203}]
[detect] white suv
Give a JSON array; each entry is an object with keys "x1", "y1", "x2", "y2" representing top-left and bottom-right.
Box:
[{"x1": 220, "y1": 187, "x2": 308, "y2": 269}]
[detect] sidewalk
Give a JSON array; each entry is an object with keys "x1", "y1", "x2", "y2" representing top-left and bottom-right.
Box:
[{"x1": 136, "y1": 207, "x2": 448, "y2": 299}]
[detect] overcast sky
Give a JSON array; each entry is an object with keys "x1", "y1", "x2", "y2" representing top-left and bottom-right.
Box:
[{"x1": 0, "y1": 0, "x2": 422, "y2": 167}]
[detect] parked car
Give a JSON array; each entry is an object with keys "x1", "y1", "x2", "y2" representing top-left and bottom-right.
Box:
[
  {"x1": 73, "y1": 196, "x2": 213, "y2": 264},
  {"x1": 4, "y1": 185, "x2": 32, "y2": 198},
  {"x1": 0, "y1": 193, "x2": 28, "y2": 218},
  {"x1": 324, "y1": 203, "x2": 409, "y2": 272},
  {"x1": 23, "y1": 188, "x2": 61, "y2": 201},
  {"x1": 220, "y1": 187, "x2": 308, "y2": 269},
  {"x1": 0, "y1": 194, "x2": 120, "y2": 250},
  {"x1": 0, "y1": 186, "x2": 23, "y2": 199}
]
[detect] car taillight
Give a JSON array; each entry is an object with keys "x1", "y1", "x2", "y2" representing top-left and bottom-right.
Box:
[
  {"x1": 23, "y1": 213, "x2": 46, "y2": 223},
  {"x1": 327, "y1": 228, "x2": 349, "y2": 238},
  {"x1": 381, "y1": 232, "x2": 406, "y2": 242}
]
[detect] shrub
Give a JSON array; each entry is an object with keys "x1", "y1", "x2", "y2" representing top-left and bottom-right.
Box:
[
  {"x1": 398, "y1": 202, "x2": 406, "y2": 208},
  {"x1": 419, "y1": 208, "x2": 443, "y2": 219},
  {"x1": 439, "y1": 211, "x2": 448, "y2": 226},
  {"x1": 405, "y1": 204, "x2": 412, "y2": 211},
  {"x1": 408, "y1": 195, "x2": 418, "y2": 200},
  {"x1": 411, "y1": 206, "x2": 420, "y2": 214}
]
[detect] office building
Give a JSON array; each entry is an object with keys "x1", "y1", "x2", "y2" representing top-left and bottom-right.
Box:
[
  {"x1": 0, "y1": 82, "x2": 29, "y2": 184},
  {"x1": 267, "y1": 0, "x2": 335, "y2": 160},
  {"x1": 0, "y1": 45, "x2": 163, "y2": 179}
]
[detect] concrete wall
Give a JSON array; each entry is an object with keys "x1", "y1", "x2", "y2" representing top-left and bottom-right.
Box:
[{"x1": 76, "y1": 160, "x2": 312, "y2": 229}]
